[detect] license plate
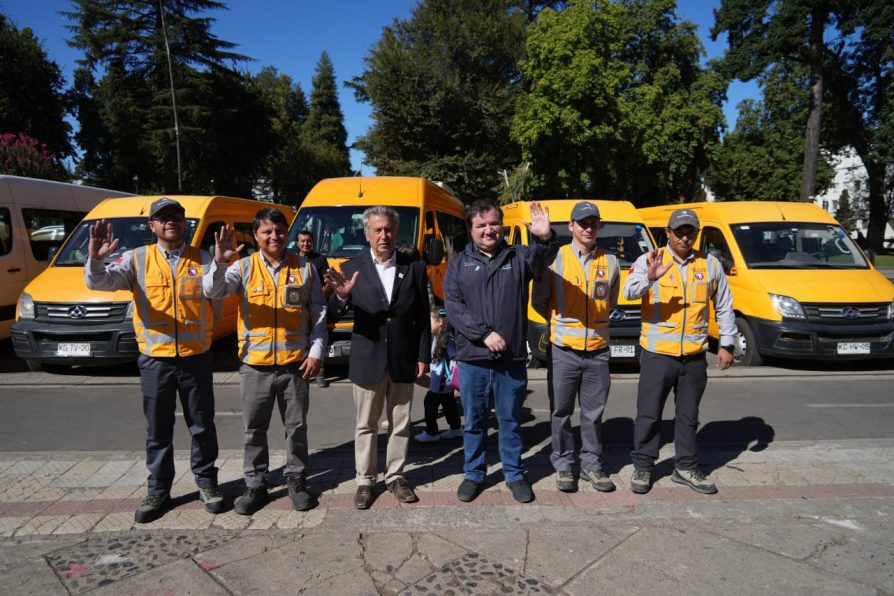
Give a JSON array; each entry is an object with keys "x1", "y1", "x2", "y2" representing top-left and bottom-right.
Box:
[
  {"x1": 56, "y1": 343, "x2": 91, "y2": 357},
  {"x1": 610, "y1": 345, "x2": 636, "y2": 358},
  {"x1": 837, "y1": 342, "x2": 870, "y2": 355}
]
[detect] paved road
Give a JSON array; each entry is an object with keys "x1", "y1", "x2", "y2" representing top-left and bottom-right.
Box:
[{"x1": 2, "y1": 338, "x2": 893, "y2": 454}]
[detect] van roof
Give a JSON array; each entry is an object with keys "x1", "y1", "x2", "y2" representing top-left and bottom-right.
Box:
[
  {"x1": 502, "y1": 199, "x2": 643, "y2": 222},
  {"x1": 85, "y1": 195, "x2": 279, "y2": 218},
  {"x1": 302, "y1": 177, "x2": 463, "y2": 209},
  {"x1": 638, "y1": 201, "x2": 837, "y2": 226}
]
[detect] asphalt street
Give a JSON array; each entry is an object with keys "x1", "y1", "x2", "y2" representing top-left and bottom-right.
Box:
[{"x1": 2, "y1": 338, "x2": 892, "y2": 455}]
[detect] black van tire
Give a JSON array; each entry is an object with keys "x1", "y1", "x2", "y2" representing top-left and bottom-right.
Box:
[
  {"x1": 526, "y1": 341, "x2": 542, "y2": 369},
  {"x1": 733, "y1": 316, "x2": 763, "y2": 366}
]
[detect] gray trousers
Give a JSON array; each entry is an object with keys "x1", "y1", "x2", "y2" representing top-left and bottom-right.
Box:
[
  {"x1": 239, "y1": 362, "x2": 310, "y2": 488},
  {"x1": 549, "y1": 344, "x2": 611, "y2": 473}
]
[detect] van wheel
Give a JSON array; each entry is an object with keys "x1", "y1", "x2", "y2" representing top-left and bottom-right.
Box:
[
  {"x1": 733, "y1": 317, "x2": 763, "y2": 366},
  {"x1": 526, "y1": 341, "x2": 542, "y2": 369}
]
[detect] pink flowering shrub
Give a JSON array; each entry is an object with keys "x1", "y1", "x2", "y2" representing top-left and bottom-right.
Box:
[{"x1": 0, "y1": 133, "x2": 57, "y2": 178}]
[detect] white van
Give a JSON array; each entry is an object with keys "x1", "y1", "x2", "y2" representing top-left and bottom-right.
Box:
[{"x1": 0, "y1": 176, "x2": 135, "y2": 339}]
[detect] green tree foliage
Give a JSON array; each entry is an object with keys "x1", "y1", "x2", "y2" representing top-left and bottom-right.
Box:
[
  {"x1": 252, "y1": 60, "x2": 351, "y2": 205},
  {"x1": 706, "y1": 62, "x2": 833, "y2": 201},
  {"x1": 712, "y1": 0, "x2": 893, "y2": 249},
  {"x1": 834, "y1": 188, "x2": 860, "y2": 232},
  {"x1": 305, "y1": 51, "x2": 351, "y2": 175},
  {"x1": 0, "y1": 14, "x2": 71, "y2": 160},
  {"x1": 65, "y1": 0, "x2": 270, "y2": 195},
  {"x1": 513, "y1": 0, "x2": 724, "y2": 204},
  {"x1": 350, "y1": 0, "x2": 529, "y2": 202}
]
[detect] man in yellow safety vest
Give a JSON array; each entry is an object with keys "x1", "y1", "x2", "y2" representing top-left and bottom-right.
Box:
[{"x1": 623, "y1": 208, "x2": 736, "y2": 495}]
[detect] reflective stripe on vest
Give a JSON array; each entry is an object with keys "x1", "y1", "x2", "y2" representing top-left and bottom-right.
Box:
[
  {"x1": 237, "y1": 252, "x2": 312, "y2": 366},
  {"x1": 548, "y1": 244, "x2": 616, "y2": 351},
  {"x1": 640, "y1": 250, "x2": 718, "y2": 356},
  {"x1": 132, "y1": 245, "x2": 212, "y2": 357}
]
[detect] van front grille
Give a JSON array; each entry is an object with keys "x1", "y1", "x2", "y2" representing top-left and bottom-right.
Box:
[
  {"x1": 801, "y1": 303, "x2": 888, "y2": 324},
  {"x1": 35, "y1": 302, "x2": 129, "y2": 323}
]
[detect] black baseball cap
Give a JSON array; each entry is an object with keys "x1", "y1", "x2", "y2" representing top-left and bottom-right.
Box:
[
  {"x1": 148, "y1": 197, "x2": 185, "y2": 219},
  {"x1": 570, "y1": 201, "x2": 600, "y2": 221},
  {"x1": 667, "y1": 208, "x2": 700, "y2": 230}
]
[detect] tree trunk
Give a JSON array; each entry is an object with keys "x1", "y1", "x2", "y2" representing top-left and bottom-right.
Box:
[
  {"x1": 863, "y1": 161, "x2": 888, "y2": 251},
  {"x1": 800, "y1": 8, "x2": 825, "y2": 203}
]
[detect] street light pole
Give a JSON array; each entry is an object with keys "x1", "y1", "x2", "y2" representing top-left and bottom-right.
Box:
[{"x1": 158, "y1": 0, "x2": 182, "y2": 192}]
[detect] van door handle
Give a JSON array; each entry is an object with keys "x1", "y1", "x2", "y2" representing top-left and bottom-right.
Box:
[{"x1": 7, "y1": 268, "x2": 21, "y2": 273}]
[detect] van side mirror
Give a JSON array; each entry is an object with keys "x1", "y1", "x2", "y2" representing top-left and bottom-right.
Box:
[{"x1": 425, "y1": 237, "x2": 444, "y2": 265}]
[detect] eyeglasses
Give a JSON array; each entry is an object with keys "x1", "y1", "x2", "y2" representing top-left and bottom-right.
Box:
[
  {"x1": 152, "y1": 213, "x2": 185, "y2": 224},
  {"x1": 669, "y1": 227, "x2": 698, "y2": 238}
]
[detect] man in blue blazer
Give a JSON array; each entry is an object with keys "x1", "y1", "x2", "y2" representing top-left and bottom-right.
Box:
[{"x1": 328, "y1": 206, "x2": 431, "y2": 509}]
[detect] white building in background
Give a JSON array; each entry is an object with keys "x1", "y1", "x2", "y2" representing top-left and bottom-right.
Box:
[{"x1": 814, "y1": 147, "x2": 894, "y2": 244}]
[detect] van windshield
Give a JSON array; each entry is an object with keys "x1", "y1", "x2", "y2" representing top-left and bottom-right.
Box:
[
  {"x1": 730, "y1": 222, "x2": 869, "y2": 269},
  {"x1": 288, "y1": 206, "x2": 420, "y2": 258},
  {"x1": 550, "y1": 221, "x2": 655, "y2": 267},
  {"x1": 53, "y1": 217, "x2": 199, "y2": 266}
]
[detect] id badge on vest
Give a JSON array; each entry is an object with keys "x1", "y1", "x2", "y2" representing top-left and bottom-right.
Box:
[
  {"x1": 283, "y1": 284, "x2": 307, "y2": 308},
  {"x1": 592, "y1": 280, "x2": 609, "y2": 301}
]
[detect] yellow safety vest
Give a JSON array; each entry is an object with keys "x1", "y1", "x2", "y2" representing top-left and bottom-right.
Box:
[
  {"x1": 548, "y1": 244, "x2": 617, "y2": 351},
  {"x1": 640, "y1": 249, "x2": 719, "y2": 356},
  {"x1": 133, "y1": 245, "x2": 213, "y2": 357},
  {"x1": 237, "y1": 251, "x2": 313, "y2": 366}
]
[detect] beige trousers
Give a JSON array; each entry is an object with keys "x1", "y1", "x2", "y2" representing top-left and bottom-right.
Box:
[{"x1": 353, "y1": 373, "x2": 414, "y2": 486}]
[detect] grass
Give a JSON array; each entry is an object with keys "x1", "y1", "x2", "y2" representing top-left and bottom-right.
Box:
[{"x1": 873, "y1": 253, "x2": 894, "y2": 267}]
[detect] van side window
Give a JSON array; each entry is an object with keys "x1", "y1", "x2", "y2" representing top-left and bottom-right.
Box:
[
  {"x1": 234, "y1": 222, "x2": 257, "y2": 255},
  {"x1": 435, "y1": 212, "x2": 468, "y2": 258},
  {"x1": 700, "y1": 227, "x2": 734, "y2": 268},
  {"x1": 200, "y1": 221, "x2": 226, "y2": 255},
  {"x1": 22, "y1": 208, "x2": 88, "y2": 261},
  {"x1": 0, "y1": 208, "x2": 11, "y2": 256},
  {"x1": 650, "y1": 226, "x2": 668, "y2": 247}
]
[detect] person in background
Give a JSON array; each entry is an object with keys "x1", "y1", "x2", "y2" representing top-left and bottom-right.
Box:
[
  {"x1": 623, "y1": 208, "x2": 735, "y2": 495},
  {"x1": 86, "y1": 197, "x2": 224, "y2": 523},
  {"x1": 415, "y1": 307, "x2": 463, "y2": 443},
  {"x1": 296, "y1": 229, "x2": 333, "y2": 388}
]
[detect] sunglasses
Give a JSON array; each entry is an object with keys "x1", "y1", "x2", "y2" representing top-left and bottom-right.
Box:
[{"x1": 152, "y1": 213, "x2": 185, "y2": 224}]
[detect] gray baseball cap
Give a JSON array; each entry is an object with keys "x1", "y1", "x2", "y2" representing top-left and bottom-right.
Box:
[
  {"x1": 667, "y1": 208, "x2": 700, "y2": 230},
  {"x1": 148, "y1": 197, "x2": 185, "y2": 218},
  {"x1": 570, "y1": 201, "x2": 600, "y2": 221}
]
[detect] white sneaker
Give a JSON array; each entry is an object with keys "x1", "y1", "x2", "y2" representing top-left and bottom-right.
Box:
[
  {"x1": 415, "y1": 430, "x2": 441, "y2": 442},
  {"x1": 440, "y1": 428, "x2": 463, "y2": 439}
]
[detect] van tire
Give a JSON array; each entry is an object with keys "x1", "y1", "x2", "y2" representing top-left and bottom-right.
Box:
[
  {"x1": 526, "y1": 341, "x2": 542, "y2": 369},
  {"x1": 733, "y1": 317, "x2": 763, "y2": 366}
]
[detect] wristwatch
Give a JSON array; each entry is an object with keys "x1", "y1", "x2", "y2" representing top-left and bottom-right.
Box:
[{"x1": 720, "y1": 344, "x2": 735, "y2": 352}]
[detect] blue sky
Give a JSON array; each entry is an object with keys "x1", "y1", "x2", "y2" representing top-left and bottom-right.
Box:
[{"x1": 3, "y1": 0, "x2": 756, "y2": 172}]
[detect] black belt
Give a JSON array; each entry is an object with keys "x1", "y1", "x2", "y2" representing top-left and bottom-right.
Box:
[{"x1": 554, "y1": 344, "x2": 609, "y2": 357}]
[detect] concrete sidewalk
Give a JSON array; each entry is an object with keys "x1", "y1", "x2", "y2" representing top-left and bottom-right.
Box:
[{"x1": 2, "y1": 437, "x2": 893, "y2": 594}]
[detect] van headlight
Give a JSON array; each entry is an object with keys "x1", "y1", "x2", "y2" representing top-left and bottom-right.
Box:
[
  {"x1": 770, "y1": 294, "x2": 806, "y2": 319},
  {"x1": 17, "y1": 293, "x2": 35, "y2": 319},
  {"x1": 888, "y1": 300, "x2": 894, "y2": 320},
  {"x1": 124, "y1": 301, "x2": 135, "y2": 320}
]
